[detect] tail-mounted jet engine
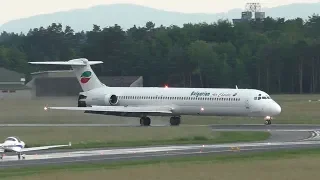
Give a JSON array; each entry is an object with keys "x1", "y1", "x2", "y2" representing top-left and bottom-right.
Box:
[
  {"x1": 105, "y1": 94, "x2": 119, "y2": 106},
  {"x1": 78, "y1": 94, "x2": 87, "y2": 107}
]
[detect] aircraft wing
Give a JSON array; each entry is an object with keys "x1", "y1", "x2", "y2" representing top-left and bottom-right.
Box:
[
  {"x1": 45, "y1": 105, "x2": 173, "y2": 114},
  {"x1": 20, "y1": 142, "x2": 71, "y2": 152}
]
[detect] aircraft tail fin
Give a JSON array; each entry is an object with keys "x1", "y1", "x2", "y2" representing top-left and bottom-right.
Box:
[{"x1": 29, "y1": 58, "x2": 105, "y2": 92}]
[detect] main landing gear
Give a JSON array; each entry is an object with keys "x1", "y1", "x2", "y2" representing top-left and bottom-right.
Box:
[
  {"x1": 140, "y1": 117, "x2": 151, "y2": 126},
  {"x1": 139, "y1": 116, "x2": 181, "y2": 126},
  {"x1": 17, "y1": 153, "x2": 25, "y2": 160},
  {"x1": 264, "y1": 116, "x2": 272, "y2": 125},
  {"x1": 0, "y1": 153, "x2": 26, "y2": 160},
  {"x1": 170, "y1": 116, "x2": 181, "y2": 126}
]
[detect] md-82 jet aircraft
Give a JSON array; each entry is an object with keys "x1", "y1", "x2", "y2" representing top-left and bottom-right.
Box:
[
  {"x1": 29, "y1": 58, "x2": 281, "y2": 126},
  {"x1": 0, "y1": 136, "x2": 71, "y2": 160}
]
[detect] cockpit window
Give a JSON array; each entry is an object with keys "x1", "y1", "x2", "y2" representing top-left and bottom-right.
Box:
[
  {"x1": 5, "y1": 138, "x2": 16, "y2": 141},
  {"x1": 13, "y1": 136, "x2": 21, "y2": 142},
  {"x1": 254, "y1": 94, "x2": 272, "y2": 100}
]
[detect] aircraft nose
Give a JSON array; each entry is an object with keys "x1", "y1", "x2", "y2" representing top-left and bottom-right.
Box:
[
  {"x1": 264, "y1": 102, "x2": 281, "y2": 116},
  {"x1": 272, "y1": 102, "x2": 281, "y2": 115}
]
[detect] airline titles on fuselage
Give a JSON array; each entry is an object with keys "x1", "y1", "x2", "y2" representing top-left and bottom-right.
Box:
[{"x1": 190, "y1": 91, "x2": 237, "y2": 98}]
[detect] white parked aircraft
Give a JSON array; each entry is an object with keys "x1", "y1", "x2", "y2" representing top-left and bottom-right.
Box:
[
  {"x1": 29, "y1": 58, "x2": 281, "y2": 126},
  {"x1": 0, "y1": 136, "x2": 71, "y2": 160}
]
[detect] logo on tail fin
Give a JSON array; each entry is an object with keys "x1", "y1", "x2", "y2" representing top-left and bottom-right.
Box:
[{"x1": 80, "y1": 71, "x2": 92, "y2": 83}]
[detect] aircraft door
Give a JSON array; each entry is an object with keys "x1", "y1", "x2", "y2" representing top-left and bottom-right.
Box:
[{"x1": 245, "y1": 98, "x2": 250, "y2": 110}]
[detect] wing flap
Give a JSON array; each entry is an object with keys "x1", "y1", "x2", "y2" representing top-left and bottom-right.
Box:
[{"x1": 46, "y1": 105, "x2": 173, "y2": 114}]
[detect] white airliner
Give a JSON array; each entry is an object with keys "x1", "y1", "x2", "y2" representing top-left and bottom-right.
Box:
[
  {"x1": 0, "y1": 136, "x2": 71, "y2": 160},
  {"x1": 29, "y1": 58, "x2": 281, "y2": 126}
]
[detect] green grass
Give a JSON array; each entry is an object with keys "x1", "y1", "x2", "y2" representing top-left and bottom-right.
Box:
[
  {"x1": 39, "y1": 131, "x2": 270, "y2": 149},
  {"x1": 2, "y1": 147, "x2": 320, "y2": 179},
  {"x1": 0, "y1": 127, "x2": 269, "y2": 149},
  {"x1": 1, "y1": 94, "x2": 320, "y2": 125}
]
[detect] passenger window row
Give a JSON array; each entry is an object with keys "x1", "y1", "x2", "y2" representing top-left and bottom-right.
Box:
[{"x1": 118, "y1": 96, "x2": 241, "y2": 101}]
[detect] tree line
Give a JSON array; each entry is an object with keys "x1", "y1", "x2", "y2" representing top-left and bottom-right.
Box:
[{"x1": 1, "y1": 14, "x2": 320, "y2": 94}]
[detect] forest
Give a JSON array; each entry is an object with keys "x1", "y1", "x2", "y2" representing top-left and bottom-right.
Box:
[{"x1": 1, "y1": 14, "x2": 320, "y2": 94}]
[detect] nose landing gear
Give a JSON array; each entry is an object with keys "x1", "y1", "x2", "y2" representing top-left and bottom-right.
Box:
[{"x1": 264, "y1": 116, "x2": 272, "y2": 125}]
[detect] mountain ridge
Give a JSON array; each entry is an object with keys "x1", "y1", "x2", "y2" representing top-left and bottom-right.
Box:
[{"x1": 1, "y1": 3, "x2": 320, "y2": 33}]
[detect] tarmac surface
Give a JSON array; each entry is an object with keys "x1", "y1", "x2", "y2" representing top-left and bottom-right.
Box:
[{"x1": 1, "y1": 124, "x2": 320, "y2": 169}]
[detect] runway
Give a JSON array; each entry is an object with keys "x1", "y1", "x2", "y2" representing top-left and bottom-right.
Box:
[
  {"x1": 1, "y1": 124, "x2": 320, "y2": 169},
  {"x1": 2, "y1": 123, "x2": 320, "y2": 130},
  {"x1": 210, "y1": 124, "x2": 320, "y2": 131},
  {"x1": 0, "y1": 124, "x2": 161, "y2": 127}
]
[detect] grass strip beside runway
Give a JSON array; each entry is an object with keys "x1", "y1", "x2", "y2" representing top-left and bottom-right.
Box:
[
  {"x1": 2, "y1": 148, "x2": 320, "y2": 180},
  {"x1": 0, "y1": 127, "x2": 269, "y2": 149},
  {"x1": 57, "y1": 131, "x2": 270, "y2": 149}
]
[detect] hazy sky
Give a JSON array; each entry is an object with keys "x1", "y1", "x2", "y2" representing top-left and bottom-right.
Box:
[{"x1": 0, "y1": 0, "x2": 318, "y2": 25}]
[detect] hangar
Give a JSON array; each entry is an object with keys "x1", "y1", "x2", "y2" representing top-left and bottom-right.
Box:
[
  {"x1": 0, "y1": 67, "x2": 30, "y2": 99},
  {"x1": 26, "y1": 70, "x2": 143, "y2": 97}
]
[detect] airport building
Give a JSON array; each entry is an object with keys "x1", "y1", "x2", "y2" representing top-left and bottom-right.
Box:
[
  {"x1": 0, "y1": 67, "x2": 30, "y2": 99},
  {"x1": 232, "y1": 3, "x2": 265, "y2": 24},
  {"x1": 26, "y1": 70, "x2": 143, "y2": 97}
]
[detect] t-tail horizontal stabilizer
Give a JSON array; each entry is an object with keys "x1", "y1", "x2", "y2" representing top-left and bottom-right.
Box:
[
  {"x1": 29, "y1": 58, "x2": 105, "y2": 92},
  {"x1": 28, "y1": 60, "x2": 103, "y2": 66}
]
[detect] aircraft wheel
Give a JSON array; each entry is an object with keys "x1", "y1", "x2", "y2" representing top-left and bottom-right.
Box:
[
  {"x1": 264, "y1": 120, "x2": 271, "y2": 125},
  {"x1": 170, "y1": 117, "x2": 181, "y2": 126},
  {"x1": 144, "y1": 117, "x2": 151, "y2": 126},
  {"x1": 140, "y1": 117, "x2": 151, "y2": 126}
]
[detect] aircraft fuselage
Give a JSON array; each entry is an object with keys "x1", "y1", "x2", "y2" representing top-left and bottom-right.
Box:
[{"x1": 80, "y1": 86, "x2": 281, "y2": 118}]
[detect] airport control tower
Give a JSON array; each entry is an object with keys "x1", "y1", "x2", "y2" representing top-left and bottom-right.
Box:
[{"x1": 232, "y1": 3, "x2": 265, "y2": 24}]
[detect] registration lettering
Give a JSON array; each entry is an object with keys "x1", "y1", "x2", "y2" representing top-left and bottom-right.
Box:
[
  {"x1": 218, "y1": 93, "x2": 231, "y2": 97},
  {"x1": 190, "y1": 91, "x2": 210, "y2": 97},
  {"x1": 190, "y1": 91, "x2": 237, "y2": 97}
]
